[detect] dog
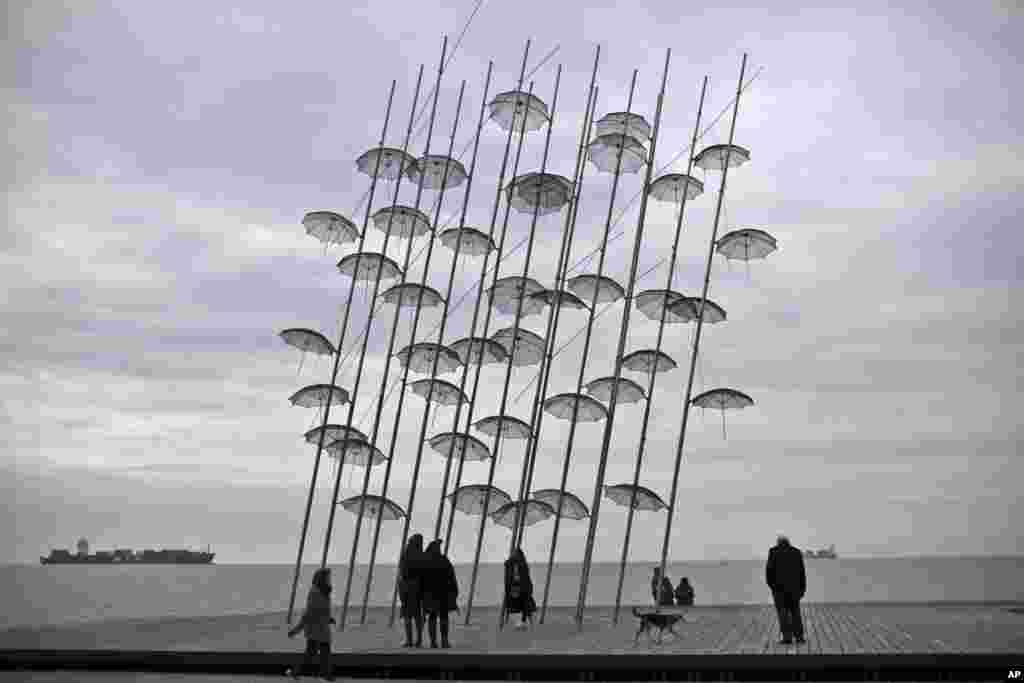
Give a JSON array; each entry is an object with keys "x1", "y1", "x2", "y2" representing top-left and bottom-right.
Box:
[{"x1": 632, "y1": 607, "x2": 686, "y2": 645}]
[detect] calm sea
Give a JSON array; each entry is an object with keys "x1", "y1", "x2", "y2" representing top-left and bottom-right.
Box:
[{"x1": 2, "y1": 557, "x2": 1021, "y2": 630}]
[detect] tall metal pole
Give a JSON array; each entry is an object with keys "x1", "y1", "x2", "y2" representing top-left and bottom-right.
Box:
[
  {"x1": 439, "y1": 43, "x2": 534, "y2": 556},
  {"x1": 385, "y1": 42, "x2": 534, "y2": 627},
  {"x1": 286, "y1": 80, "x2": 396, "y2": 625},
  {"x1": 321, "y1": 37, "x2": 447, "y2": 575},
  {"x1": 461, "y1": 76, "x2": 543, "y2": 626},
  {"x1": 657, "y1": 54, "x2": 748, "y2": 607},
  {"x1": 576, "y1": 48, "x2": 673, "y2": 627},
  {"x1": 610, "y1": 75, "x2": 708, "y2": 624},
  {"x1": 509, "y1": 48, "x2": 601, "y2": 553},
  {"x1": 336, "y1": 38, "x2": 458, "y2": 628}
]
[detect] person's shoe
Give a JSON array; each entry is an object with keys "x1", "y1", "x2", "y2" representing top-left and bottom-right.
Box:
[
  {"x1": 795, "y1": 637, "x2": 806, "y2": 644},
  {"x1": 402, "y1": 641, "x2": 413, "y2": 648},
  {"x1": 441, "y1": 640, "x2": 451, "y2": 649},
  {"x1": 778, "y1": 638, "x2": 793, "y2": 645},
  {"x1": 430, "y1": 641, "x2": 438, "y2": 649}
]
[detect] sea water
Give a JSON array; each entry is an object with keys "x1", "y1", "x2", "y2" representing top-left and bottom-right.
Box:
[{"x1": 2, "y1": 556, "x2": 1021, "y2": 629}]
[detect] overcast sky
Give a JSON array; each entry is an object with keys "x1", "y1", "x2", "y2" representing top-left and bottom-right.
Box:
[{"x1": 3, "y1": 1, "x2": 1021, "y2": 566}]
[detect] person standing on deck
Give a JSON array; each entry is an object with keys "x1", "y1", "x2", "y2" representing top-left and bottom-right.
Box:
[
  {"x1": 674, "y1": 577, "x2": 695, "y2": 606},
  {"x1": 503, "y1": 547, "x2": 537, "y2": 629},
  {"x1": 287, "y1": 567, "x2": 335, "y2": 680},
  {"x1": 766, "y1": 535, "x2": 807, "y2": 645},
  {"x1": 398, "y1": 533, "x2": 425, "y2": 648},
  {"x1": 420, "y1": 539, "x2": 458, "y2": 649},
  {"x1": 651, "y1": 567, "x2": 674, "y2": 607}
]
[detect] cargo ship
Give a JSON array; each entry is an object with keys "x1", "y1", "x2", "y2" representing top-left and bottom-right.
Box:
[
  {"x1": 803, "y1": 544, "x2": 837, "y2": 559},
  {"x1": 40, "y1": 538, "x2": 214, "y2": 565}
]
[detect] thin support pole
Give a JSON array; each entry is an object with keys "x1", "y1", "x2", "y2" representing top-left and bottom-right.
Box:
[
  {"x1": 286, "y1": 79, "x2": 396, "y2": 625},
  {"x1": 462, "y1": 77, "x2": 541, "y2": 627},
  {"x1": 576, "y1": 48, "x2": 673, "y2": 628},
  {"x1": 610, "y1": 75, "x2": 708, "y2": 624},
  {"x1": 333, "y1": 37, "x2": 452, "y2": 628},
  {"x1": 656, "y1": 54, "x2": 748, "y2": 607}
]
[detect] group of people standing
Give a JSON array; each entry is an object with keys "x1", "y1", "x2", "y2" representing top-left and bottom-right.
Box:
[
  {"x1": 650, "y1": 567, "x2": 696, "y2": 607},
  {"x1": 397, "y1": 534, "x2": 459, "y2": 648}
]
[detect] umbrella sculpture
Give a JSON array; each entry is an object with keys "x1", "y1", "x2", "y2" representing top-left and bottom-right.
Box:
[
  {"x1": 566, "y1": 274, "x2": 625, "y2": 304},
  {"x1": 303, "y1": 211, "x2": 360, "y2": 247},
  {"x1": 289, "y1": 384, "x2": 350, "y2": 408},
  {"x1": 488, "y1": 90, "x2": 550, "y2": 132},
  {"x1": 716, "y1": 227, "x2": 778, "y2": 262},
  {"x1": 473, "y1": 415, "x2": 532, "y2": 440},
  {"x1": 410, "y1": 154, "x2": 469, "y2": 190},
  {"x1": 280, "y1": 328, "x2": 336, "y2": 375},
  {"x1": 529, "y1": 289, "x2": 589, "y2": 313},
  {"x1": 449, "y1": 336, "x2": 509, "y2": 366},
  {"x1": 620, "y1": 349, "x2": 678, "y2": 374},
  {"x1": 355, "y1": 146, "x2": 418, "y2": 181},
  {"x1": 543, "y1": 393, "x2": 609, "y2": 423},
  {"x1": 325, "y1": 438, "x2": 388, "y2": 467},
  {"x1": 603, "y1": 484, "x2": 667, "y2": 512},
  {"x1": 489, "y1": 500, "x2": 556, "y2": 529},
  {"x1": 380, "y1": 283, "x2": 445, "y2": 309},
  {"x1": 428, "y1": 432, "x2": 492, "y2": 462},
  {"x1": 587, "y1": 133, "x2": 648, "y2": 174},
  {"x1": 677, "y1": 297, "x2": 726, "y2": 324},
  {"x1": 505, "y1": 172, "x2": 573, "y2": 216},
  {"x1": 337, "y1": 252, "x2": 404, "y2": 282},
  {"x1": 488, "y1": 276, "x2": 546, "y2": 316},
  {"x1": 409, "y1": 378, "x2": 468, "y2": 407},
  {"x1": 530, "y1": 489, "x2": 590, "y2": 520},
  {"x1": 448, "y1": 484, "x2": 512, "y2": 516},
  {"x1": 371, "y1": 205, "x2": 432, "y2": 239},
  {"x1": 594, "y1": 111, "x2": 653, "y2": 141},
  {"x1": 634, "y1": 290, "x2": 696, "y2": 324},
  {"x1": 438, "y1": 227, "x2": 497, "y2": 256},
  {"x1": 491, "y1": 327, "x2": 546, "y2": 366},
  {"x1": 646, "y1": 173, "x2": 704, "y2": 202},
  {"x1": 584, "y1": 377, "x2": 646, "y2": 404},
  {"x1": 693, "y1": 143, "x2": 751, "y2": 171},
  {"x1": 396, "y1": 342, "x2": 463, "y2": 375},
  {"x1": 691, "y1": 387, "x2": 754, "y2": 439},
  {"x1": 304, "y1": 424, "x2": 366, "y2": 446},
  {"x1": 338, "y1": 494, "x2": 406, "y2": 521}
]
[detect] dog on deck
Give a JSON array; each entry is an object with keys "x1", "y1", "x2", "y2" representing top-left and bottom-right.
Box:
[{"x1": 632, "y1": 608, "x2": 686, "y2": 645}]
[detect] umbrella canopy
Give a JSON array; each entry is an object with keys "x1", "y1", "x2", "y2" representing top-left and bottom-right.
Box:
[
  {"x1": 491, "y1": 327, "x2": 546, "y2": 366},
  {"x1": 279, "y1": 328, "x2": 336, "y2": 357},
  {"x1": 691, "y1": 388, "x2": 754, "y2": 439},
  {"x1": 303, "y1": 211, "x2": 360, "y2": 246},
  {"x1": 449, "y1": 336, "x2": 508, "y2": 366},
  {"x1": 439, "y1": 227, "x2": 496, "y2": 256},
  {"x1": 506, "y1": 172, "x2": 573, "y2": 215},
  {"x1": 396, "y1": 342, "x2": 462, "y2": 375},
  {"x1": 603, "y1": 484, "x2": 667, "y2": 512},
  {"x1": 716, "y1": 228, "x2": 778, "y2": 262},
  {"x1": 531, "y1": 489, "x2": 590, "y2": 520},
  {"x1": 647, "y1": 173, "x2": 704, "y2": 203},
  {"x1": 409, "y1": 154, "x2": 468, "y2": 191},
  {"x1": 289, "y1": 384, "x2": 349, "y2": 408},
  {"x1": 355, "y1": 146, "x2": 417, "y2": 181},
  {"x1": 428, "y1": 432, "x2": 492, "y2": 462},
  {"x1": 587, "y1": 133, "x2": 648, "y2": 174},
  {"x1": 488, "y1": 91, "x2": 550, "y2": 132},
  {"x1": 542, "y1": 393, "x2": 609, "y2": 423},
  {"x1": 529, "y1": 288, "x2": 589, "y2": 313},
  {"x1": 584, "y1": 376, "x2": 647, "y2": 404},
  {"x1": 567, "y1": 274, "x2": 625, "y2": 304},
  {"x1": 371, "y1": 205, "x2": 432, "y2": 239},
  {"x1": 338, "y1": 494, "x2": 406, "y2": 521},
  {"x1": 678, "y1": 297, "x2": 726, "y2": 324},
  {"x1": 380, "y1": 283, "x2": 445, "y2": 309},
  {"x1": 337, "y1": 252, "x2": 403, "y2": 282},
  {"x1": 594, "y1": 111, "x2": 652, "y2": 141},
  {"x1": 489, "y1": 276, "x2": 546, "y2": 316},
  {"x1": 409, "y1": 378, "x2": 468, "y2": 407},
  {"x1": 489, "y1": 500, "x2": 556, "y2": 529},
  {"x1": 634, "y1": 290, "x2": 694, "y2": 324},
  {"x1": 693, "y1": 143, "x2": 751, "y2": 171},
  {"x1": 448, "y1": 484, "x2": 511, "y2": 516},
  {"x1": 325, "y1": 438, "x2": 387, "y2": 467},
  {"x1": 304, "y1": 424, "x2": 366, "y2": 446},
  {"x1": 473, "y1": 415, "x2": 532, "y2": 440},
  {"x1": 621, "y1": 350, "x2": 678, "y2": 374}
]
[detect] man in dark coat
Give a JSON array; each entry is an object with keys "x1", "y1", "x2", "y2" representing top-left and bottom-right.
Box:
[
  {"x1": 420, "y1": 539, "x2": 458, "y2": 649},
  {"x1": 765, "y1": 535, "x2": 806, "y2": 644},
  {"x1": 504, "y1": 548, "x2": 537, "y2": 629}
]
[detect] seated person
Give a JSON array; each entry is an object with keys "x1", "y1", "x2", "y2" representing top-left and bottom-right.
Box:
[
  {"x1": 650, "y1": 567, "x2": 674, "y2": 607},
  {"x1": 674, "y1": 577, "x2": 695, "y2": 606}
]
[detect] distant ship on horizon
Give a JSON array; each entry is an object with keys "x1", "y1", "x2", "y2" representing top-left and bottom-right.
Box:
[
  {"x1": 804, "y1": 544, "x2": 838, "y2": 559},
  {"x1": 40, "y1": 538, "x2": 214, "y2": 565}
]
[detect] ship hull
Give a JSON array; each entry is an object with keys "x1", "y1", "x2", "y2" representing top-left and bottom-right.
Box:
[{"x1": 40, "y1": 555, "x2": 215, "y2": 565}]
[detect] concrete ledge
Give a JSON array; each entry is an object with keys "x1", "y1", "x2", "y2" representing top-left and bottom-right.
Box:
[{"x1": 2, "y1": 650, "x2": 1020, "y2": 681}]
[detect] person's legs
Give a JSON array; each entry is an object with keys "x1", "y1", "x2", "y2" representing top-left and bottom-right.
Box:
[
  {"x1": 414, "y1": 610, "x2": 424, "y2": 647},
  {"x1": 788, "y1": 595, "x2": 805, "y2": 642},
  {"x1": 403, "y1": 617, "x2": 414, "y2": 646},
  {"x1": 772, "y1": 591, "x2": 792, "y2": 642},
  {"x1": 318, "y1": 641, "x2": 332, "y2": 680},
  {"x1": 427, "y1": 612, "x2": 439, "y2": 648},
  {"x1": 294, "y1": 638, "x2": 317, "y2": 677},
  {"x1": 440, "y1": 611, "x2": 451, "y2": 648}
]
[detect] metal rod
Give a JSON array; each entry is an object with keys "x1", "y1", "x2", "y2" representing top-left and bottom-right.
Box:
[
  {"x1": 286, "y1": 79, "x2": 396, "y2": 625},
  {"x1": 511, "y1": 47, "x2": 601, "y2": 554},
  {"x1": 427, "y1": 64, "x2": 494, "y2": 541},
  {"x1": 657, "y1": 54, "x2": 748, "y2": 608},
  {"x1": 440, "y1": 43, "x2": 534, "y2": 557},
  {"x1": 611, "y1": 74, "x2": 707, "y2": 624},
  {"x1": 575, "y1": 49, "x2": 673, "y2": 627},
  {"x1": 462, "y1": 77, "x2": 539, "y2": 626},
  {"x1": 334, "y1": 36, "x2": 453, "y2": 628},
  {"x1": 536, "y1": 82, "x2": 601, "y2": 625}
]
